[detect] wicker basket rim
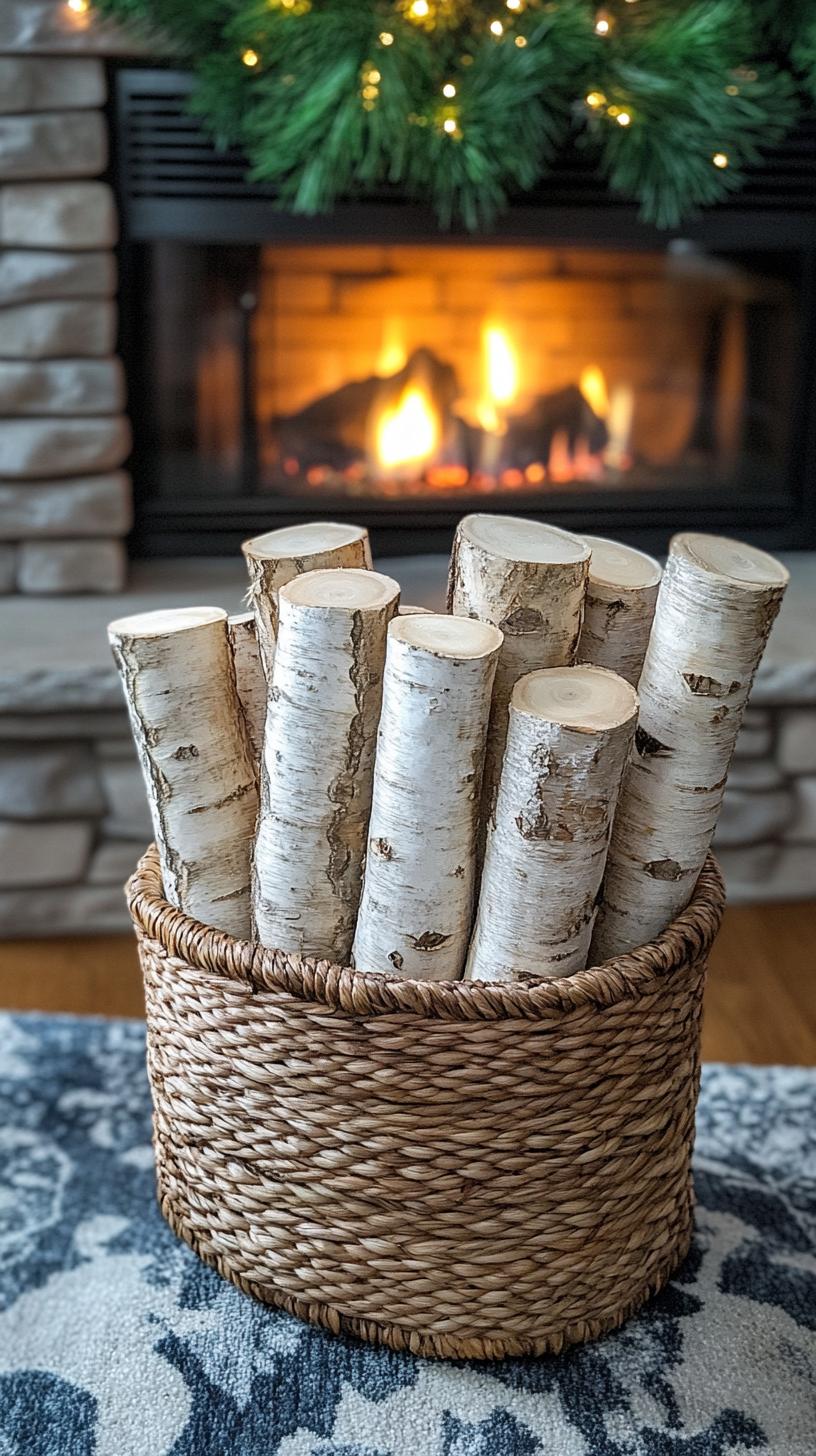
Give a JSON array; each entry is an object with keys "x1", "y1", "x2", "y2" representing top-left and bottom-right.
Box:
[{"x1": 126, "y1": 844, "x2": 725, "y2": 1022}]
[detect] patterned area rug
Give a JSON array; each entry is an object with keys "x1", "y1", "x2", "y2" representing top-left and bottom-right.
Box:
[{"x1": 0, "y1": 1013, "x2": 813, "y2": 1456}]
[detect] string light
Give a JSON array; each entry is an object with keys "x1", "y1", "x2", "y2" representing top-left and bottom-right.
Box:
[
  {"x1": 443, "y1": 116, "x2": 458, "y2": 134},
  {"x1": 725, "y1": 84, "x2": 739, "y2": 96},
  {"x1": 616, "y1": 110, "x2": 631, "y2": 126},
  {"x1": 241, "y1": 48, "x2": 260, "y2": 67},
  {"x1": 410, "y1": 0, "x2": 429, "y2": 16},
  {"x1": 442, "y1": 82, "x2": 457, "y2": 98},
  {"x1": 585, "y1": 91, "x2": 605, "y2": 109},
  {"x1": 506, "y1": 0, "x2": 522, "y2": 8},
  {"x1": 594, "y1": 9, "x2": 612, "y2": 35},
  {"x1": 366, "y1": 68, "x2": 381, "y2": 84},
  {"x1": 712, "y1": 151, "x2": 729, "y2": 168},
  {"x1": 379, "y1": 30, "x2": 394, "y2": 45},
  {"x1": 490, "y1": 19, "x2": 504, "y2": 36},
  {"x1": 514, "y1": 34, "x2": 527, "y2": 46},
  {"x1": 66, "y1": 0, "x2": 90, "y2": 12}
]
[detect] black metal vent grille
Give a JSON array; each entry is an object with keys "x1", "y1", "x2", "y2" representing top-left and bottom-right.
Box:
[{"x1": 116, "y1": 66, "x2": 816, "y2": 241}]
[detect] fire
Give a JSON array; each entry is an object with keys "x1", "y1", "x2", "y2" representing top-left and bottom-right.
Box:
[
  {"x1": 376, "y1": 383, "x2": 439, "y2": 470},
  {"x1": 377, "y1": 321, "x2": 407, "y2": 376},
  {"x1": 579, "y1": 364, "x2": 610, "y2": 420},
  {"x1": 478, "y1": 323, "x2": 519, "y2": 433}
]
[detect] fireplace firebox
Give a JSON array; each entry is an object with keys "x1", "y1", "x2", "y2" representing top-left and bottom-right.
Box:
[{"x1": 115, "y1": 68, "x2": 816, "y2": 557}]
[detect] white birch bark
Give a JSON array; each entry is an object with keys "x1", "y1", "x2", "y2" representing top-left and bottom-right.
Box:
[
  {"x1": 577, "y1": 536, "x2": 662, "y2": 687},
  {"x1": 241, "y1": 521, "x2": 372, "y2": 679},
  {"x1": 227, "y1": 612, "x2": 266, "y2": 761},
  {"x1": 351, "y1": 614, "x2": 503, "y2": 981},
  {"x1": 590, "y1": 533, "x2": 789, "y2": 961},
  {"x1": 447, "y1": 513, "x2": 590, "y2": 853},
  {"x1": 465, "y1": 666, "x2": 638, "y2": 982},
  {"x1": 107, "y1": 606, "x2": 258, "y2": 938},
  {"x1": 252, "y1": 568, "x2": 399, "y2": 961}
]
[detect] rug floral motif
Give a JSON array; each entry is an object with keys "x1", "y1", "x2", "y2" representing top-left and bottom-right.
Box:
[{"x1": 0, "y1": 1013, "x2": 813, "y2": 1456}]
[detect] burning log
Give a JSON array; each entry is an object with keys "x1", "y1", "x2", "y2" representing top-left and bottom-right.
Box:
[
  {"x1": 252, "y1": 568, "x2": 400, "y2": 961},
  {"x1": 578, "y1": 536, "x2": 662, "y2": 687},
  {"x1": 590, "y1": 533, "x2": 789, "y2": 961},
  {"x1": 465, "y1": 666, "x2": 638, "y2": 981},
  {"x1": 108, "y1": 606, "x2": 257, "y2": 937},
  {"x1": 447, "y1": 513, "x2": 591, "y2": 857},
  {"x1": 504, "y1": 385, "x2": 607, "y2": 467},
  {"x1": 351, "y1": 613, "x2": 502, "y2": 981},
  {"x1": 242, "y1": 521, "x2": 371, "y2": 681}
]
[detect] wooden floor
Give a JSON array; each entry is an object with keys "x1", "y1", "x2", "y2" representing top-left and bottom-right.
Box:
[{"x1": 0, "y1": 901, "x2": 814, "y2": 1064}]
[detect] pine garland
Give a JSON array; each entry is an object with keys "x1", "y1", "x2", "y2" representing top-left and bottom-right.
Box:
[{"x1": 96, "y1": 0, "x2": 814, "y2": 229}]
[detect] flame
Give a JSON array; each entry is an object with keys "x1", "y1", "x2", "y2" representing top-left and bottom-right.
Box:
[
  {"x1": 376, "y1": 384, "x2": 438, "y2": 470},
  {"x1": 484, "y1": 324, "x2": 519, "y2": 408},
  {"x1": 377, "y1": 321, "x2": 407, "y2": 376},
  {"x1": 579, "y1": 364, "x2": 610, "y2": 420},
  {"x1": 605, "y1": 383, "x2": 634, "y2": 470}
]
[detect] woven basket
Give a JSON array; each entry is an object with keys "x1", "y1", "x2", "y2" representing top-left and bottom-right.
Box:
[{"x1": 127, "y1": 845, "x2": 725, "y2": 1361}]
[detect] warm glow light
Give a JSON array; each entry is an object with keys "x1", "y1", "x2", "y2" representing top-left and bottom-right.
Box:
[
  {"x1": 367, "y1": 68, "x2": 381, "y2": 83},
  {"x1": 712, "y1": 151, "x2": 729, "y2": 168},
  {"x1": 586, "y1": 91, "x2": 605, "y2": 109},
  {"x1": 616, "y1": 110, "x2": 631, "y2": 127},
  {"x1": 580, "y1": 364, "x2": 610, "y2": 420},
  {"x1": 67, "y1": 0, "x2": 89, "y2": 12},
  {"x1": 514, "y1": 34, "x2": 527, "y2": 46},
  {"x1": 595, "y1": 16, "x2": 610, "y2": 35},
  {"x1": 605, "y1": 384, "x2": 634, "y2": 470},
  {"x1": 490, "y1": 19, "x2": 504, "y2": 36},
  {"x1": 442, "y1": 82, "x2": 457, "y2": 98},
  {"x1": 410, "y1": 0, "x2": 430, "y2": 16},
  {"x1": 242, "y1": 48, "x2": 260, "y2": 67},
  {"x1": 379, "y1": 30, "x2": 394, "y2": 44},
  {"x1": 483, "y1": 324, "x2": 519, "y2": 410},
  {"x1": 376, "y1": 322, "x2": 407, "y2": 376},
  {"x1": 506, "y1": 0, "x2": 522, "y2": 8},
  {"x1": 376, "y1": 385, "x2": 438, "y2": 470},
  {"x1": 443, "y1": 116, "x2": 458, "y2": 134}
]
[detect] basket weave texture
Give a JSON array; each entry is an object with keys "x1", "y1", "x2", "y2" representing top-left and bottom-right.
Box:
[{"x1": 127, "y1": 845, "x2": 725, "y2": 1361}]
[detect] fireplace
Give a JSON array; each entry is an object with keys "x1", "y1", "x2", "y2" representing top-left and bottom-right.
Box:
[{"x1": 116, "y1": 68, "x2": 816, "y2": 558}]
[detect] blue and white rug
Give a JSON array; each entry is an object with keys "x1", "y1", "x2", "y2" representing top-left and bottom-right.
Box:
[{"x1": 0, "y1": 1013, "x2": 813, "y2": 1456}]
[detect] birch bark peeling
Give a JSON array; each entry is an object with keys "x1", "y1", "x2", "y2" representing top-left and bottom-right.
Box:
[
  {"x1": 227, "y1": 612, "x2": 266, "y2": 761},
  {"x1": 447, "y1": 513, "x2": 590, "y2": 852},
  {"x1": 577, "y1": 536, "x2": 662, "y2": 687},
  {"x1": 465, "y1": 666, "x2": 638, "y2": 983},
  {"x1": 351, "y1": 614, "x2": 502, "y2": 982},
  {"x1": 241, "y1": 521, "x2": 372, "y2": 680},
  {"x1": 590, "y1": 533, "x2": 789, "y2": 962},
  {"x1": 107, "y1": 606, "x2": 258, "y2": 938},
  {"x1": 252, "y1": 567, "x2": 399, "y2": 961}
]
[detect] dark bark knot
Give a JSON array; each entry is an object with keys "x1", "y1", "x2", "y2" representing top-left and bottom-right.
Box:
[
  {"x1": 635, "y1": 726, "x2": 672, "y2": 758},
  {"x1": 370, "y1": 837, "x2": 394, "y2": 860},
  {"x1": 645, "y1": 858, "x2": 688, "y2": 881},
  {"x1": 408, "y1": 931, "x2": 452, "y2": 952},
  {"x1": 172, "y1": 744, "x2": 199, "y2": 761},
  {"x1": 683, "y1": 673, "x2": 741, "y2": 698},
  {"x1": 500, "y1": 606, "x2": 544, "y2": 636}
]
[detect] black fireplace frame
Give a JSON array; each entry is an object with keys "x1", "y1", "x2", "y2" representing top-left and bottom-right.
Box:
[{"x1": 113, "y1": 66, "x2": 816, "y2": 558}]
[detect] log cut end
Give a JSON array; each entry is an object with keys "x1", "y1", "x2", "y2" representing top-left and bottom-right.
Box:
[
  {"x1": 241, "y1": 520, "x2": 371, "y2": 568},
  {"x1": 582, "y1": 536, "x2": 662, "y2": 590},
  {"x1": 671, "y1": 533, "x2": 790, "y2": 590},
  {"x1": 513, "y1": 665, "x2": 638, "y2": 733},
  {"x1": 281, "y1": 567, "x2": 399, "y2": 611},
  {"x1": 108, "y1": 605, "x2": 227, "y2": 642},
  {"x1": 390, "y1": 612, "x2": 503, "y2": 660},
  {"x1": 458, "y1": 513, "x2": 590, "y2": 566}
]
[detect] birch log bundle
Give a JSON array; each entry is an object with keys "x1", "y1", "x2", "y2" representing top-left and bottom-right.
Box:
[
  {"x1": 465, "y1": 667, "x2": 638, "y2": 982},
  {"x1": 577, "y1": 536, "x2": 662, "y2": 687},
  {"x1": 352, "y1": 613, "x2": 502, "y2": 981},
  {"x1": 590, "y1": 533, "x2": 789, "y2": 961},
  {"x1": 447, "y1": 513, "x2": 590, "y2": 850},
  {"x1": 108, "y1": 606, "x2": 257, "y2": 937},
  {"x1": 227, "y1": 612, "x2": 266, "y2": 760},
  {"x1": 242, "y1": 521, "x2": 372, "y2": 679},
  {"x1": 252, "y1": 567, "x2": 400, "y2": 961}
]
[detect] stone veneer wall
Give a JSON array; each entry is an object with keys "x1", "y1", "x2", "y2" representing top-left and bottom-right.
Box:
[{"x1": 0, "y1": 2, "x2": 140, "y2": 594}]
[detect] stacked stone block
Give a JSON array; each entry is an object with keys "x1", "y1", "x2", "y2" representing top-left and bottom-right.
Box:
[{"x1": 0, "y1": 47, "x2": 132, "y2": 593}]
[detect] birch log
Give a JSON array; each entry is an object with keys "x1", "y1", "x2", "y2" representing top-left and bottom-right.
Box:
[
  {"x1": 252, "y1": 567, "x2": 399, "y2": 960},
  {"x1": 107, "y1": 606, "x2": 258, "y2": 937},
  {"x1": 227, "y1": 612, "x2": 266, "y2": 760},
  {"x1": 242, "y1": 521, "x2": 372, "y2": 679},
  {"x1": 351, "y1": 613, "x2": 502, "y2": 981},
  {"x1": 465, "y1": 667, "x2": 638, "y2": 982},
  {"x1": 590, "y1": 533, "x2": 789, "y2": 961},
  {"x1": 578, "y1": 536, "x2": 662, "y2": 687},
  {"x1": 447, "y1": 513, "x2": 590, "y2": 851}
]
